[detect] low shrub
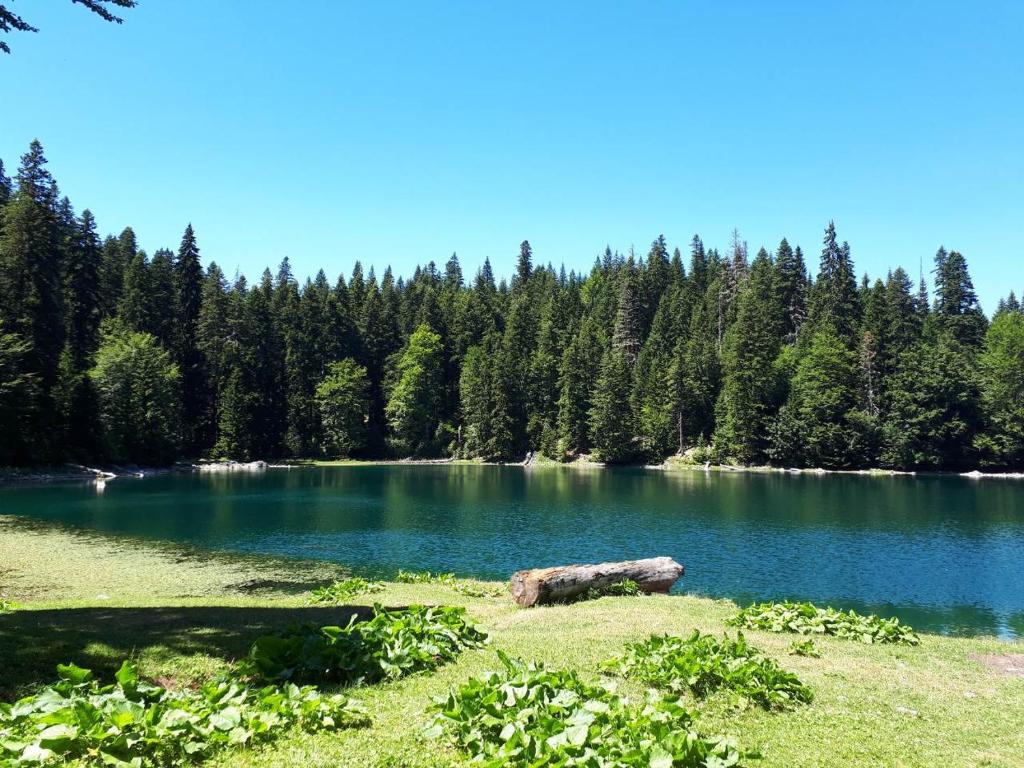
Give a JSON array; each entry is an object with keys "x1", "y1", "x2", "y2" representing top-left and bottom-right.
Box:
[
  {"x1": 0, "y1": 661, "x2": 365, "y2": 767},
  {"x1": 246, "y1": 604, "x2": 487, "y2": 685},
  {"x1": 727, "y1": 601, "x2": 920, "y2": 646},
  {"x1": 427, "y1": 652, "x2": 740, "y2": 767},
  {"x1": 308, "y1": 577, "x2": 385, "y2": 603},
  {"x1": 604, "y1": 631, "x2": 812, "y2": 711}
]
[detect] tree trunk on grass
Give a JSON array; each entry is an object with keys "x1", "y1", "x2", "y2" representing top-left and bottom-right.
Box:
[{"x1": 510, "y1": 556, "x2": 684, "y2": 607}]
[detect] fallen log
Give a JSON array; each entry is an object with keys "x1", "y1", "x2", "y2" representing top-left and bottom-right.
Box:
[{"x1": 510, "y1": 556, "x2": 684, "y2": 607}]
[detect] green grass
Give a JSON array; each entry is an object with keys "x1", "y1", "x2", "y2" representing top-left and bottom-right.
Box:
[{"x1": 1, "y1": 517, "x2": 1023, "y2": 767}]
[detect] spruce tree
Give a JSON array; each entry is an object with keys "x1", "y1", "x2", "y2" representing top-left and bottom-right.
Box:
[
  {"x1": 556, "y1": 321, "x2": 599, "y2": 457},
  {"x1": 774, "y1": 238, "x2": 808, "y2": 343},
  {"x1": 808, "y1": 221, "x2": 860, "y2": 343},
  {"x1": 117, "y1": 250, "x2": 150, "y2": 332},
  {"x1": 459, "y1": 340, "x2": 495, "y2": 458},
  {"x1": 0, "y1": 323, "x2": 40, "y2": 464},
  {"x1": 0, "y1": 141, "x2": 64, "y2": 460},
  {"x1": 879, "y1": 335, "x2": 980, "y2": 469},
  {"x1": 975, "y1": 311, "x2": 1024, "y2": 467},
  {"x1": 713, "y1": 248, "x2": 784, "y2": 464},
  {"x1": 174, "y1": 224, "x2": 206, "y2": 452},
  {"x1": 588, "y1": 348, "x2": 638, "y2": 463},
  {"x1": 612, "y1": 258, "x2": 643, "y2": 364},
  {"x1": 195, "y1": 263, "x2": 230, "y2": 452},
  {"x1": 146, "y1": 248, "x2": 176, "y2": 348},
  {"x1": 933, "y1": 248, "x2": 987, "y2": 348},
  {"x1": 769, "y1": 327, "x2": 873, "y2": 469},
  {"x1": 513, "y1": 240, "x2": 533, "y2": 291}
]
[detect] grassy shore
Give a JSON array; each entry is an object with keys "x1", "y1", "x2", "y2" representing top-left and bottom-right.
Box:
[{"x1": 1, "y1": 518, "x2": 1022, "y2": 767}]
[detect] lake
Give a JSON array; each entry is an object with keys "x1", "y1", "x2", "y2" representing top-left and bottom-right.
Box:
[{"x1": 2, "y1": 465, "x2": 1023, "y2": 638}]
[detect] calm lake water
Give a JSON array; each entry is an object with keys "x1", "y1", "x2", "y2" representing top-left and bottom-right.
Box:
[{"x1": 2, "y1": 465, "x2": 1023, "y2": 638}]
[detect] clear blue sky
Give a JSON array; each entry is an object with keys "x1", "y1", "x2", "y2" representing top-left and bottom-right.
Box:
[{"x1": 2, "y1": 1, "x2": 1021, "y2": 310}]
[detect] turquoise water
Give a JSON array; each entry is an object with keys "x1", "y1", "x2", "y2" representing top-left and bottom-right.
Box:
[{"x1": 2, "y1": 465, "x2": 1023, "y2": 638}]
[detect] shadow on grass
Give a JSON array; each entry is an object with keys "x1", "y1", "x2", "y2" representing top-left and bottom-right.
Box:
[{"x1": 0, "y1": 605, "x2": 377, "y2": 699}]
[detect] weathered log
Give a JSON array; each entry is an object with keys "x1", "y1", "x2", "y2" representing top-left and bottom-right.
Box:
[{"x1": 510, "y1": 556, "x2": 684, "y2": 607}]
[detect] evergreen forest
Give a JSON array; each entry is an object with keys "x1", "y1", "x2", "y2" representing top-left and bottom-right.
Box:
[{"x1": 2, "y1": 140, "x2": 1022, "y2": 471}]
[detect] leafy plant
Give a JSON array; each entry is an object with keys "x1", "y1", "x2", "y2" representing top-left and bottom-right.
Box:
[
  {"x1": 308, "y1": 577, "x2": 385, "y2": 603},
  {"x1": 427, "y1": 652, "x2": 740, "y2": 767},
  {"x1": 0, "y1": 661, "x2": 366, "y2": 767},
  {"x1": 583, "y1": 578, "x2": 643, "y2": 600},
  {"x1": 0, "y1": 599, "x2": 16, "y2": 613},
  {"x1": 395, "y1": 570, "x2": 506, "y2": 599},
  {"x1": 451, "y1": 581, "x2": 507, "y2": 599},
  {"x1": 727, "y1": 601, "x2": 920, "y2": 646},
  {"x1": 246, "y1": 604, "x2": 487, "y2": 685},
  {"x1": 604, "y1": 631, "x2": 812, "y2": 711},
  {"x1": 394, "y1": 569, "x2": 456, "y2": 584},
  {"x1": 788, "y1": 639, "x2": 820, "y2": 658}
]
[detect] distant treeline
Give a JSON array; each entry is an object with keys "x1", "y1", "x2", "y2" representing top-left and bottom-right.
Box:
[{"x1": 1, "y1": 140, "x2": 1022, "y2": 470}]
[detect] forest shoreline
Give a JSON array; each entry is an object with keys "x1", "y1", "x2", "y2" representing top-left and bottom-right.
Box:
[{"x1": 4, "y1": 455, "x2": 1023, "y2": 486}]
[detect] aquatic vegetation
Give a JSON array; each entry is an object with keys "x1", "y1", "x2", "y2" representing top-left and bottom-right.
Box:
[
  {"x1": 427, "y1": 652, "x2": 740, "y2": 767},
  {"x1": 246, "y1": 604, "x2": 487, "y2": 685},
  {"x1": 308, "y1": 577, "x2": 385, "y2": 603},
  {"x1": 604, "y1": 631, "x2": 812, "y2": 711},
  {"x1": 0, "y1": 662, "x2": 365, "y2": 767},
  {"x1": 727, "y1": 601, "x2": 920, "y2": 645}
]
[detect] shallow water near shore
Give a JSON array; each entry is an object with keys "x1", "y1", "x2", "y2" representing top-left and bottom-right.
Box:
[{"x1": 2, "y1": 464, "x2": 1023, "y2": 638}]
